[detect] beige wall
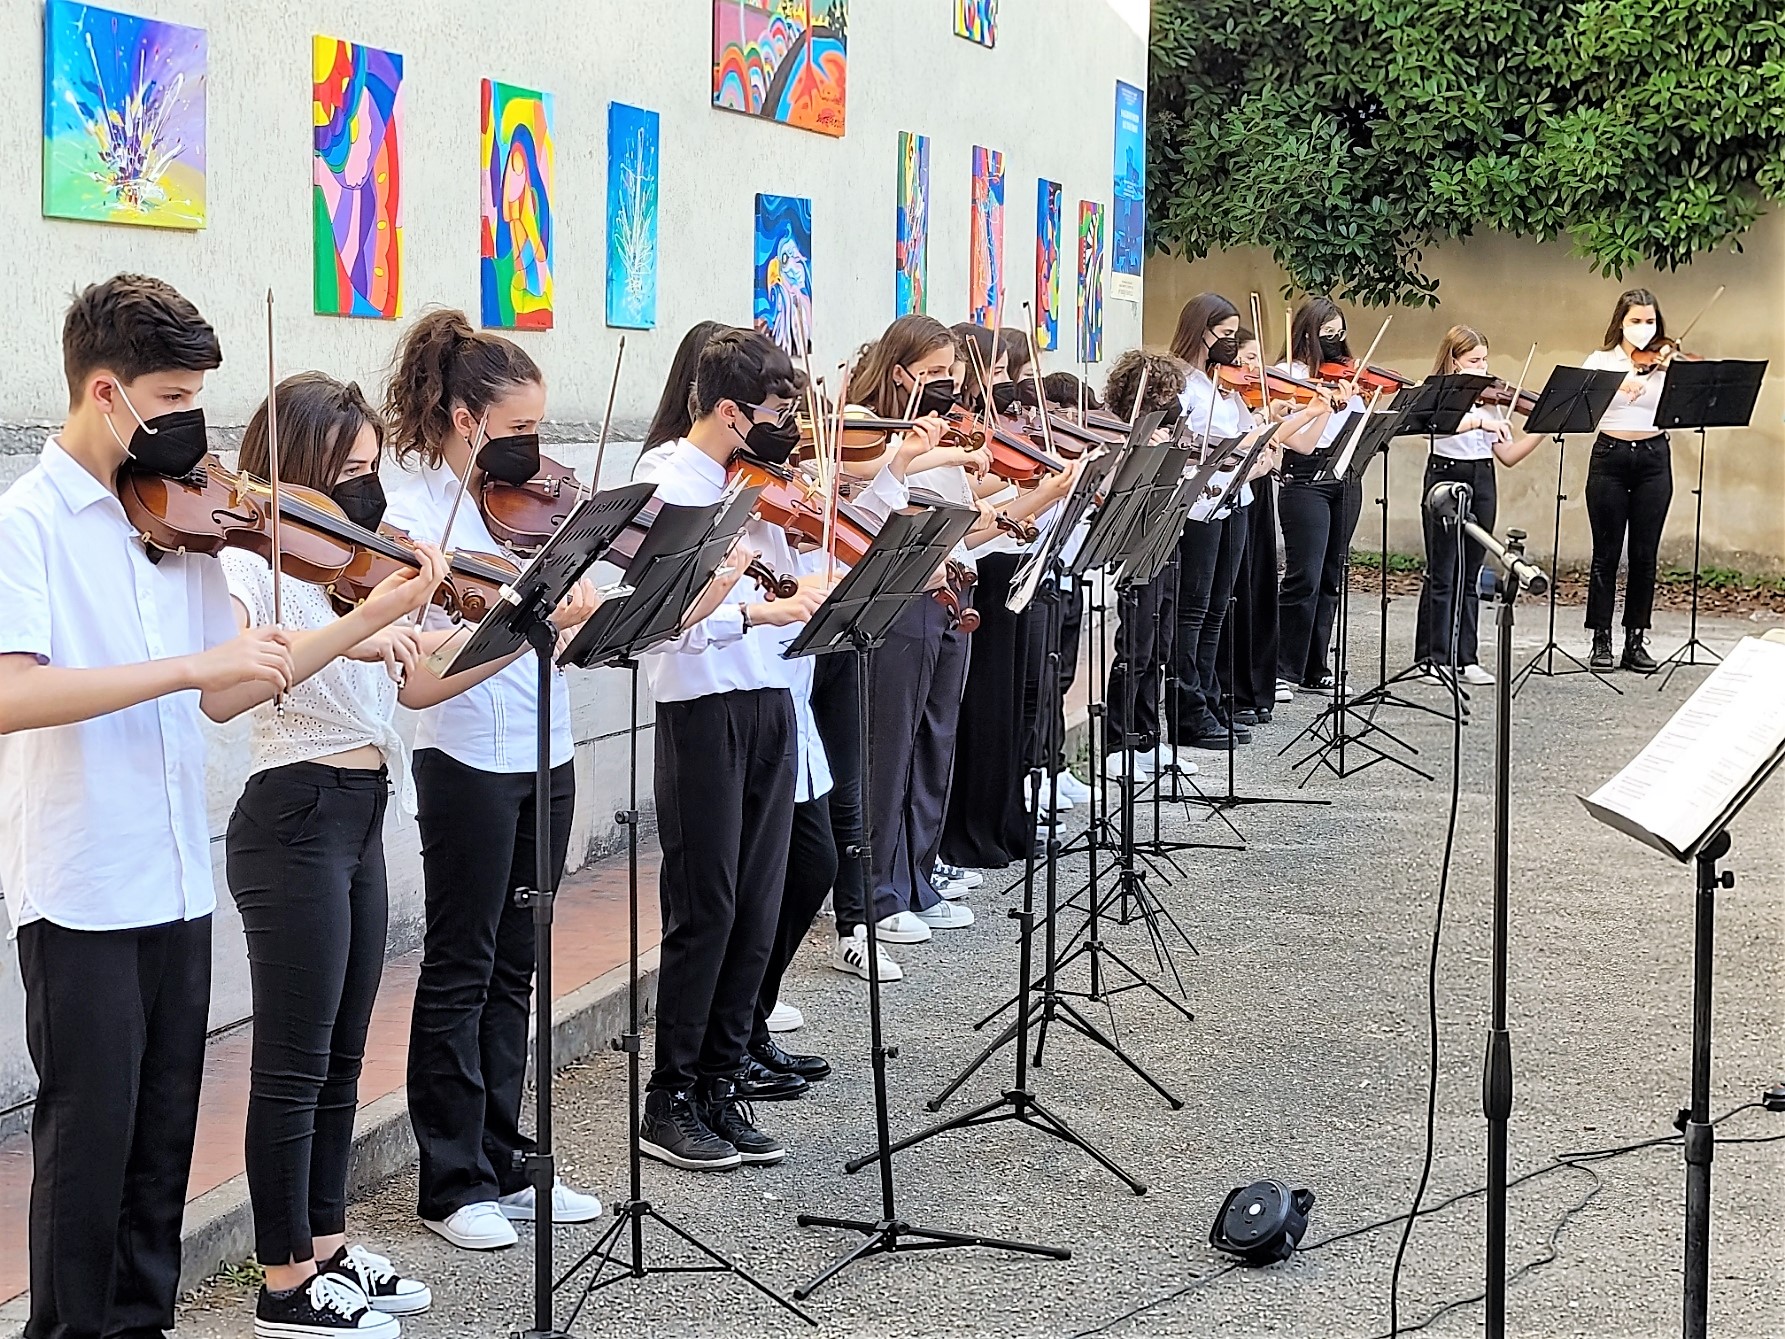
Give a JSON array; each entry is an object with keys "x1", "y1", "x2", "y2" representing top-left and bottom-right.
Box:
[{"x1": 1144, "y1": 216, "x2": 1785, "y2": 573}]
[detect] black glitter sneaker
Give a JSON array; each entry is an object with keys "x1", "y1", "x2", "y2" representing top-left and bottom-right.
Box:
[{"x1": 254, "y1": 1273, "x2": 398, "y2": 1338}]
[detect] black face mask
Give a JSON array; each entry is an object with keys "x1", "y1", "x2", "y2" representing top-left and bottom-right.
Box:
[
  {"x1": 912, "y1": 376, "x2": 958, "y2": 418},
  {"x1": 330, "y1": 473, "x2": 387, "y2": 531},
  {"x1": 1207, "y1": 335, "x2": 1241, "y2": 367},
  {"x1": 738, "y1": 416, "x2": 802, "y2": 467},
  {"x1": 122, "y1": 407, "x2": 209, "y2": 478},
  {"x1": 1318, "y1": 333, "x2": 1350, "y2": 363},
  {"x1": 991, "y1": 382, "x2": 1023, "y2": 413},
  {"x1": 476, "y1": 432, "x2": 542, "y2": 486}
]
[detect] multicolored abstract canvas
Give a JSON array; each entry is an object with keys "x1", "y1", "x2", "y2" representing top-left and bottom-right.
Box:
[
  {"x1": 1112, "y1": 80, "x2": 1146, "y2": 302},
  {"x1": 313, "y1": 36, "x2": 403, "y2": 319},
  {"x1": 953, "y1": 0, "x2": 997, "y2": 47},
  {"x1": 755, "y1": 194, "x2": 813, "y2": 356},
  {"x1": 43, "y1": 1, "x2": 207, "y2": 229},
  {"x1": 969, "y1": 146, "x2": 1004, "y2": 326},
  {"x1": 895, "y1": 131, "x2": 929, "y2": 317},
  {"x1": 480, "y1": 80, "x2": 554, "y2": 330},
  {"x1": 606, "y1": 102, "x2": 660, "y2": 330},
  {"x1": 1077, "y1": 201, "x2": 1105, "y2": 363},
  {"x1": 1035, "y1": 180, "x2": 1062, "y2": 352},
  {"x1": 712, "y1": 1, "x2": 847, "y2": 138}
]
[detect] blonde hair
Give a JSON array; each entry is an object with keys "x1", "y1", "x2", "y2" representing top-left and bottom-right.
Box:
[{"x1": 1431, "y1": 325, "x2": 1488, "y2": 377}]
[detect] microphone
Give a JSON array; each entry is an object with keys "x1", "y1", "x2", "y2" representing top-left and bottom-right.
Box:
[{"x1": 1423, "y1": 480, "x2": 1549, "y2": 597}]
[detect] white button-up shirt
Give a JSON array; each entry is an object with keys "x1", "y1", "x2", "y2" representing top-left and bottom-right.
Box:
[
  {"x1": 0, "y1": 438, "x2": 236, "y2": 933},
  {"x1": 1182, "y1": 371, "x2": 1253, "y2": 519},
  {"x1": 765, "y1": 548, "x2": 834, "y2": 803},
  {"x1": 384, "y1": 458, "x2": 574, "y2": 772}
]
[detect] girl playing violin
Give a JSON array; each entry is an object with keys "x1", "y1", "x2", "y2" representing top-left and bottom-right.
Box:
[
  {"x1": 1580, "y1": 289, "x2": 1675, "y2": 672},
  {"x1": 1413, "y1": 327, "x2": 1544, "y2": 684},
  {"x1": 381, "y1": 310, "x2": 604, "y2": 1250}
]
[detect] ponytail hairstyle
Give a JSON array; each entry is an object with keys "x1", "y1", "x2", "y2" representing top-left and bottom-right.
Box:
[
  {"x1": 384, "y1": 309, "x2": 543, "y2": 467},
  {"x1": 1432, "y1": 325, "x2": 1488, "y2": 377},
  {"x1": 240, "y1": 372, "x2": 384, "y2": 493},
  {"x1": 1290, "y1": 296, "x2": 1348, "y2": 371},
  {"x1": 1168, "y1": 292, "x2": 1241, "y2": 372},
  {"x1": 1602, "y1": 288, "x2": 1666, "y2": 351},
  {"x1": 851, "y1": 314, "x2": 956, "y2": 418}
]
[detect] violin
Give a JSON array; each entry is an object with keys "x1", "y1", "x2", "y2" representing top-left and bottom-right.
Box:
[
  {"x1": 1317, "y1": 358, "x2": 1415, "y2": 396},
  {"x1": 1476, "y1": 377, "x2": 1538, "y2": 417},
  {"x1": 120, "y1": 456, "x2": 514, "y2": 622},
  {"x1": 479, "y1": 452, "x2": 586, "y2": 552},
  {"x1": 1215, "y1": 365, "x2": 1330, "y2": 410},
  {"x1": 942, "y1": 408, "x2": 1064, "y2": 487},
  {"x1": 796, "y1": 413, "x2": 926, "y2": 465},
  {"x1": 1631, "y1": 337, "x2": 1705, "y2": 373}
]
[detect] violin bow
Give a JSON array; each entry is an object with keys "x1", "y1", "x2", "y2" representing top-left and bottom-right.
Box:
[
  {"x1": 1353, "y1": 314, "x2": 1393, "y2": 384},
  {"x1": 590, "y1": 335, "x2": 626, "y2": 490},
  {"x1": 1507, "y1": 343, "x2": 1537, "y2": 427},
  {"x1": 1249, "y1": 291, "x2": 1268, "y2": 414},
  {"x1": 1675, "y1": 284, "x2": 1726, "y2": 346},
  {"x1": 1129, "y1": 362, "x2": 1151, "y2": 427},
  {"x1": 1021, "y1": 301, "x2": 1058, "y2": 465},
  {"x1": 264, "y1": 290, "x2": 286, "y2": 715}
]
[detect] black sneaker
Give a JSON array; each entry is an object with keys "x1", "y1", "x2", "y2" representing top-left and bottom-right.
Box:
[
  {"x1": 321, "y1": 1244, "x2": 431, "y2": 1315},
  {"x1": 1590, "y1": 629, "x2": 1615, "y2": 671},
  {"x1": 699, "y1": 1077, "x2": 786, "y2": 1165},
  {"x1": 254, "y1": 1273, "x2": 398, "y2": 1338},
  {"x1": 749, "y1": 1037, "x2": 832, "y2": 1082},
  {"x1": 736, "y1": 1057, "x2": 809, "y2": 1101},
  {"x1": 1621, "y1": 630, "x2": 1659, "y2": 673},
  {"x1": 640, "y1": 1088, "x2": 741, "y2": 1171}
]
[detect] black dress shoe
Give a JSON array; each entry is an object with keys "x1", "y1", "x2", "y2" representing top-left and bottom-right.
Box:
[
  {"x1": 750, "y1": 1038, "x2": 832, "y2": 1081},
  {"x1": 735, "y1": 1058, "x2": 809, "y2": 1101}
]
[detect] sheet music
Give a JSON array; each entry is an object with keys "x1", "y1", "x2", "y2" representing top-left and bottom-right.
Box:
[{"x1": 1580, "y1": 637, "x2": 1785, "y2": 860}]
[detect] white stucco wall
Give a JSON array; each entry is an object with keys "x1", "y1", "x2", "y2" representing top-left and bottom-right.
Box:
[{"x1": 0, "y1": 0, "x2": 1149, "y2": 1116}]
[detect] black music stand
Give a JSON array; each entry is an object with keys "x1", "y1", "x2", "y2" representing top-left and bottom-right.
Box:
[
  {"x1": 550, "y1": 483, "x2": 816, "y2": 1330},
  {"x1": 1509, "y1": 365, "x2": 1627, "y2": 696},
  {"x1": 431, "y1": 482, "x2": 655, "y2": 1339},
  {"x1": 787, "y1": 505, "x2": 1072, "y2": 1301},
  {"x1": 1651, "y1": 358, "x2": 1767, "y2": 685}
]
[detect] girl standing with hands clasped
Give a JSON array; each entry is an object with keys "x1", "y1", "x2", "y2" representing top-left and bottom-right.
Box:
[{"x1": 1580, "y1": 289, "x2": 1676, "y2": 672}]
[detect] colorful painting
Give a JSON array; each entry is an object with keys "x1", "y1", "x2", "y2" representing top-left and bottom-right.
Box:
[
  {"x1": 1112, "y1": 80, "x2": 1146, "y2": 301},
  {"x1": 969, "y1": 146, "x2": 1005, "y2": 326},
  {"x1": 42, "y1": 1, "x2": 207, "y2": 229},
  {"x1": 895, "y1": 131, "x2": 929, "y2": 317},
  {"x1": 1035, "y1": 180, "x2": 1062, "y2": 352},
  {"x1": 313, "y1": 36, "x2": 403, "y2": 319},
  {"x1": 479, "y1": 81, "x2": 554, "y2": 330},
  {"x1": 755, "y1": 194, "x2": 813, "y2": 356},
  {"x1": 606, "y1": 102, "x2": 660, "y2": 330},
  {"x1": 1077, "y1": 200, "x2": 1105, "y2": 364},
  {"x1": 712, "y1": 1, "x2": 847, "y2": 138},
  {"x1": 953, "y1": 0, "x2": 997, "y2": 47}
]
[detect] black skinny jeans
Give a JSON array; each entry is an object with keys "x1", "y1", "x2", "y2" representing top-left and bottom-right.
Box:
[
  {"x1": 1168, "y1": 512, "x2": 1247, "y2": 743},
  {"x1": 751, "y1": 796, "x2": 840, "y2": 1049},
  {"x1": 811, "y1": 651, "x2": 868, "y2": 936},
  {"x1": 1278, "y1": 475, "x2": 1364, "y2": 686},
  {"x1": 226, "y1": 762, "x2": 390, "y2": 1266},
  {"x1": 1415, "y1": 456, "x2": 1498, "y2": 667},
  {"x1": 1584, "y1": 433, "x2": 1673, "y2": 631}
]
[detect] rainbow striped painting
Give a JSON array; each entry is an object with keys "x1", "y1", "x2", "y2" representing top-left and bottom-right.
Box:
[{"x1": 712, "y1": 0, "x2": 846, "y2": 138}]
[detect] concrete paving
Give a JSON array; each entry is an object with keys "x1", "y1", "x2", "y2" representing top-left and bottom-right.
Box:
[{"x1": 175, "y1": 600, "x2": 1784, "y2": 1339}]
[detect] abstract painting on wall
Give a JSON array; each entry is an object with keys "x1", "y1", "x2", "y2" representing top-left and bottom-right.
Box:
[
  {"x1": 1034, "y1": 180, "x2": 1062, "y2": 352},
  {"x1": 313, "y1": 36, "x2": 403, "y2": 319},
  {"x1": 1077, "y1": 200, "x2": 1105, "y2": 364},
  {"x1": 480, "y1": 80, "x2": 554, "y2": 330},
  {"x1": 606, "y1": 102, "x2": 660, "y2": 330},
  {"x1": 953, "y1": 0, "x2": 997, "y2": 47},
  {"x1": 1112, "y1": 80, "x2": 1146, "y2": 302},
  {"x1": 969, "y1": 145, "x2": 1004, "y2": 326},
  {"x1": 712, "y1": 1, "x2": 847, "y2": 138},
  {"x1": 755, "y1": 194, "x2": 813, "y2": 356},
  {"x1": 43, "y1": 0, "x2": 206, "y2": 229},
  {"x1": 895, "y1": 131, "x2": 929, "y2": 317}
]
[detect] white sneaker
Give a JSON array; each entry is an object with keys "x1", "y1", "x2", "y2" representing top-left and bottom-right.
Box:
[
  {"x1": 422, "y1": 1201, "x2": 517, "y2": 1251},
  {"x1": 1052, "y1": 770, "x2": 1092, "y2": 804},
  {"x1": 875, "y1": 911, "x2": 933, "y2": 944},
  {"x1": 1461, "y1": 663, "x2": 1495, "y2": 686},
  {"x1": 932, "y1": 872, "x2": 971, "y2": 901},
  {"x1": 766, "y1": 1000, "x2": 804, "y2": 1032},
  {"x1": 935, "y1": 861, "x2": 984, "y2": 889},
  {"x1": 496, "y1": 1180, "x2": 602, "y2": 1224},
  {"x1": 832, "y1": 926, "x2": 904, "y2": 981},
  {"x1": 1275, "y1": 680, "x2": 1295, "y2": 703},
  {"x1": 916, "y1": 900, "x2": 975, "y2": 930},
  {"x1": 1156, "y1": 745, "x2": 1199, "y2": 777},
  {"x1": 324, "y1": 1244, "x2": 431, "y2": 1315}
]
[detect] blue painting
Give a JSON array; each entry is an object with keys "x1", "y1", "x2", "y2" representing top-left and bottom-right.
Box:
[
  {"x1": 606, "y1": 101, "x2": 659, "y2": 330},
  {"x1": 1112, "y1": 80, "x2": 1145, "y2": 300},
  {"x1": 754, "y1": 193, "x2": 812, "y2": 357}
]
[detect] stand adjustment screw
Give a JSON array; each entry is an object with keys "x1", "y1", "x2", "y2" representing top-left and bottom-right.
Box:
[{"x1": 1718, "y1": 871, "x2": 1735, "y2": 889}]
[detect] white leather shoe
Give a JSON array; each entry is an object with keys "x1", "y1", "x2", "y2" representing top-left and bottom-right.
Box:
[
  {"x1": 423, "y1": 1201, "x2": 517, "y2": 1250},
  {"x1": 875, "y1": 911, "x2": 933, "y2": 944},
  {"x1": 766, "y1": 1000, "x2": 804, "y2": 1032},
  {"x1": 497, "y1": 1180, "x2": 602, "y2": 1224}
]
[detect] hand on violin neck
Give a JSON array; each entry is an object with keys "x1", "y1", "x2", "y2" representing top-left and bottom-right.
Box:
[
  {"x1": 551, "y1": 577, "x2": 602, "y2": 633},
  {"x1": 363, "y1": 543, "x2": 449, "y2": 621},
  {"x1": 749, "y1": 571, "x2": 831, "y2": 627}
]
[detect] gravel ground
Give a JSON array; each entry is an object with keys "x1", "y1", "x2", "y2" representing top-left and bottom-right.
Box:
[{"x1": 177, "y1": 601, "x2": 1784, "y2": 1339}]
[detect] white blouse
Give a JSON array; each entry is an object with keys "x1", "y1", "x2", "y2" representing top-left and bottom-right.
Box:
[
  {"x1": 1582, "y1": 348, "x2": 1667, "y2": 435},
  {"x1": 1431, "y1": 425, "x2": 1498, "y2": 461},
  {"x1": 221, "y1": 549, "x2": 414, "y2": 813},
  {"x1": 1181, "y1": 370, "x2": 1253, "y2": 519}
]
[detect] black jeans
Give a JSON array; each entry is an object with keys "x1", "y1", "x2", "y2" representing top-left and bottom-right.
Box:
[
  {"x1": 1053, "y1": 575, "x2": 1085, "y2": 772},
  {"x1": 651, "y1": 687, "x2": 795, "y2": 1092},
  {"x1": 1416, "y1": 456, "x2": 1499, "y2": 666},
  {"x1": 226, "y1": 762, "x2": 390, "y2": 1266},
  {"x1": 407, "y1": 748, "x2": 575, "y2": 1221},
  {"x1": 811, "y1": 652, "x2": 867, "y2": 936},
  {"x1": 1219, "y1": 477, "x2": 1281, "y2": 713},
  {"x1": 751, "y1": 796, "x2": 840, "y2": 1049},
  {"x1": 1168, "y1": 513, "x2": 1247, "y2": 743},
  {"x1": 19, "y1": 914, "x2": 211, "y2": 1339},
  {"x1": 1585, "y1": 433, "x2": 1673, "y2": 631},
  {"x1": 1278, "y1": 476, "x2": 1364, "y2": 685},
  {"x1": 1105, "y1": 567, "x2": 1174, "y2": 753}
]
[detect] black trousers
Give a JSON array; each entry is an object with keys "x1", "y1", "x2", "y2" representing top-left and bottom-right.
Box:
[
  {"x1": 1278, "y1": 476, "x2": 1364, "y2": 686},
  {"x1": 942, "y1": 553, "x2": 1031, "y2": 869},
  {"x1": 407, "y1": 748, "x2": 574, "y2": 1220},
  {"x1": 1053, "y1": 575, "x2": 1084, "y2": 772},
  {"x1": 867, "y1": 596, "x2": 968, "y2": 918},
  {"x1": 1104, "y1": 567, "x2": 1174, "y2": 753},
  {"x1": 226, "y1": 762, "x2": 390, "y2": 1266},
  {"x1": 1585, "y1": 433, "x2": 1673, "y2": 631},
  {"x1": 810, "y1": 651, "x2": 868, "y2": 936},
  {"x1": 19, "y1": 914, "x2": 211, "y2": 1339},
  {"x1": 1218, "y1": 477, "x2": 1281, "y2": 712},
  {"x1": 751, "y1": 796, "x2": 840, "y2": 1049},
  {"x1": 651, "y1": 687, "x2": 795, "y2": 1092},
  {"x1": 1168, "y1": 513, "x2": 1247, "y2": 743},
  {"x1": 1415, "y1": 456, "x2": 1499, "y2": 666}
]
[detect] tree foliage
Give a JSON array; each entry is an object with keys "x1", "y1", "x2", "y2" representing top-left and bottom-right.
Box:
[{"x1": 1149, "y1": 0, "x2": 1785, "y2": 305}]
